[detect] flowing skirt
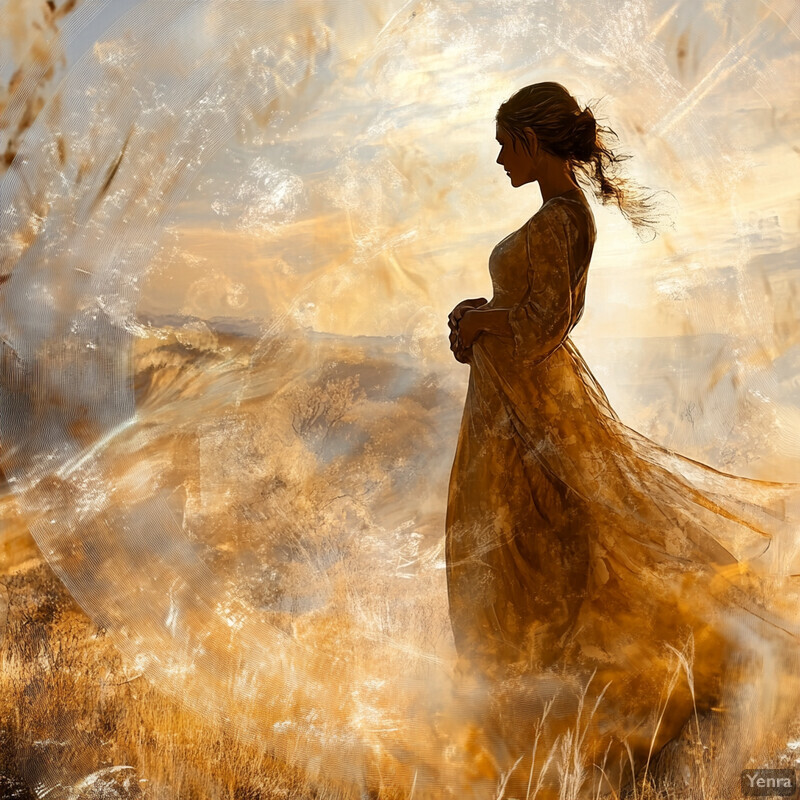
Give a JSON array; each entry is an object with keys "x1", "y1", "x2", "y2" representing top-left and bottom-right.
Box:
[{"x1": 445, "y1": 333, "x2": 800, "y2": 793}]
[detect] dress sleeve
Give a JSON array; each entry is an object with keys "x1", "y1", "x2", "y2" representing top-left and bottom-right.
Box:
[{"x1": 507, "y1": 209, "x2": 577, "y2": 365}]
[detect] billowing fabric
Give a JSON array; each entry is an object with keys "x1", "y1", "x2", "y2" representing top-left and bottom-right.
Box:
[{"x1": 445, "y1": 187, "x2": 800, "y2": 786}]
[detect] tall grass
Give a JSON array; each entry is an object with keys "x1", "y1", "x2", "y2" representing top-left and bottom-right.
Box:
[{"x1": 1, "y1": 532, "x2": 792, "y2": 799}]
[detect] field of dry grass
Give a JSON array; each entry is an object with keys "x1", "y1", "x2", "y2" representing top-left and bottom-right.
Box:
[
  {"x1": 3, "y1": 509, "x2": 798, "y2": 800},
  {"x1": 0, "y1": 514, "x2": 370, "y2": 800}
]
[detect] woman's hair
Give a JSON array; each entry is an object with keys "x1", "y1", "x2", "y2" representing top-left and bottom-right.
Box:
[{"x1": 496, "y1": 81, "x2": 667, "y2": 238}]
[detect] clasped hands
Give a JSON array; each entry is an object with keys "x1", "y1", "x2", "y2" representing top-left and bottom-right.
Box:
[{"x1": 448, "y1": 297, "x2": 488, "y2": 363}]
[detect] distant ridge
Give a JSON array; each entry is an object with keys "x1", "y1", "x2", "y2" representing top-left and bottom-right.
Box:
[{"x1": 134, "y1": 312, "x2": 437, "y2": 351}]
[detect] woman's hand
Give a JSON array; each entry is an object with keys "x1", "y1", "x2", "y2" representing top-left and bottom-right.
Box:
[
  {"x1": 448, "y1": 298, "x2": 487, "y2": 363},
  {"x1": 455, "y1": 309, "x2": 483, "y2": 349},
  {"x1": 448, "y1": 297, "x2": 487, "y2": 330}
]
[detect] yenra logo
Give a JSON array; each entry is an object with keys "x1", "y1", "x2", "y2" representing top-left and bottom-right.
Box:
[
  {"x1": 741, "y1": 769, "x2": 796, "y2": 797},
  {"x1": 746, "y1": 774, "x2": 791, "y2": 788}
]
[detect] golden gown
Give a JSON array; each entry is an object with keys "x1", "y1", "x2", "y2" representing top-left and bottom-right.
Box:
[{"x1": 445, "y1": 187, "x2": 800, "y2": 790}]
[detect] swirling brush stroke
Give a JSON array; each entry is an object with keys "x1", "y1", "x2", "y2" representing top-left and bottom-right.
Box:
[{"x1": 1, "y1": 0, "x2": 799, "y2": 797}]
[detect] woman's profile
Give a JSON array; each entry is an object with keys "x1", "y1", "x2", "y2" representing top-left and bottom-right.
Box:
[{"x1": 445, "y1": 81, "x2": 800, "y2": 796}]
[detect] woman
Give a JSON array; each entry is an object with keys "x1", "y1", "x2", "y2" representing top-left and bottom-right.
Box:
[{"x1": 445, "y1": 82, "x2": 800, "y2": 795}]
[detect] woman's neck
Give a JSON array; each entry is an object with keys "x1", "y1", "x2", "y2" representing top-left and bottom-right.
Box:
[{"x1": 537, "y1": 161, "x2": 581, "y2": 204}]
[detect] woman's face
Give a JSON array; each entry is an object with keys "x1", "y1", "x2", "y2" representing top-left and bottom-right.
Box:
[{"x1": 495, "y1": 124, "x2": 536, "y2": 188}]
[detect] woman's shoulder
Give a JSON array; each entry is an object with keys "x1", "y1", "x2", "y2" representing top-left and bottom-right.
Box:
[{"x1": 528, "y1": 191, "x2": 595, "y2": 239}]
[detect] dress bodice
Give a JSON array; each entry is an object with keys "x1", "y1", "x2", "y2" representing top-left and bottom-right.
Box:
[{"x1": 487, "y1": 190, "x2": 596, "y2": 336}]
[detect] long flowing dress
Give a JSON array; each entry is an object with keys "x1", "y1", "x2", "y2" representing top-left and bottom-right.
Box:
[{"x1": 445, "y1": 187, "x2": 800, "y2": 792}]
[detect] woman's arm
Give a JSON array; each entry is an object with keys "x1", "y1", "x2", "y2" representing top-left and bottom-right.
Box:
[
  {"x1": 506, "y1": 214, "x2": 573, "y2": 363},
  {"x1": 456, "y1": 307, "x2": 513, "y2": 347}
]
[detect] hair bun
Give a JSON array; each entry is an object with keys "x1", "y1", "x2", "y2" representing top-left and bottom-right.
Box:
[{"x1": 572, "y1": 108, "x2": 597, "y2": 161}]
